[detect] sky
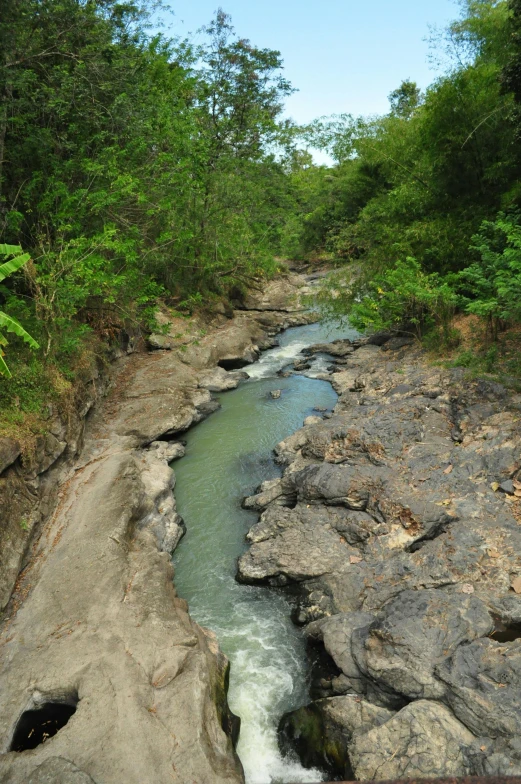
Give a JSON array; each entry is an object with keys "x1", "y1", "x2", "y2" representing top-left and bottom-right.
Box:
[{"x1": 162, "y1": 0, "x2": 461, "y2": 124}]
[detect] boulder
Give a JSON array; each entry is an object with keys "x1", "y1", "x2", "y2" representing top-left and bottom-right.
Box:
[
  {"x1": 349, "y1": 700, "x2": 475, "y2": 780},
  {"x1": 306, "y1": 612, "x2": 376, "y2": 695},
  {"x1": 0, "y1": 437, "x2": 21, "y2": 475},
  {"x1": 352, "y1": 589, "x2": 494, "y2": 700},
  {"x1": 198, "y1": 367, "x2": 247, "y2": 392},
  {"x1": 148, "y1": 333, "x2": 176, "y2": 350},
  {"x1": 436, "y1": 638, "x2": 521, "y2": 738},
  {"x1": 280, "y1": 696, "x2": 393, "y2": 779}
]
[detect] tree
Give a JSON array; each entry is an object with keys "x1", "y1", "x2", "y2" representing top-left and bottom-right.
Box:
[
  {"x1": 458, "y1": 212, "x2": 521, "y2": 337},
  {"x1": 389, "y1": 80, "x2": 422, "y2": 118}
]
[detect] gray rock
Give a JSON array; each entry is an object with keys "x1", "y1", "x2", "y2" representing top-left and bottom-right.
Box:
[
  {"x1": 353, "y1": 589, "x2": 494, "y2": 700},
  {"x1": 0, "y1": 438, "x2": 21, "y2": 475},
  {"x1": 349, "y1": 700, "x2": 475, "y2": 780},
  {"x1": 364, "y1": 331, "x2": 393, "y2": 346},
  {"x1": 290, "y1": 463, "x2": 379, "y2": 510},
  {"x1": 436, "y1": 638, "x2": 521, "y2": 738},
  {"x1": 26, "y1": 757, "x2": 96, "y2": 783},
  {"x1": 198, "y1": 367, "x2": 246, "y2": 392},
  {"x1": 280, "y1": 696, "x2": 393, "y2": 778},
  {"x1": 489, "y1": 595, "x2": 521, "y2": 625},
  {"x1": 303, "y1": 416, "x2": 322, "y2": 426},
  {"x1": 381, "y1": 336, "x2": 415, "y2": 351},
  {"x1": 270, "y1": 389, "x2": 282, "y2": 399},
  {"x1": 147, "y1": 440, "x2": 185, "y2": 462},
  {"x1": 307, "y1": 340, "x2": 354, "y2": 358},
  {"x1": 238, "y1": 503, "x2": 360, "y2": 586},
  {"x1": 148, "y1": 333, "x2": 176, "y2": 350},
  {"x1": 241, "y1": 479, "x2": 295, "y2": 511},
  {"x1": 306, "y1": 612, "x2": 376, "y2": 694},
  {"x1": 466, "y1": 736, "x2": 521, "y2": 776}
]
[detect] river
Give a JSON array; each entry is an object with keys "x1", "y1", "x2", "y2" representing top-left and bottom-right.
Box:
[{"x1": 172, "y1": 320, "x2": 358, "y2": 784}]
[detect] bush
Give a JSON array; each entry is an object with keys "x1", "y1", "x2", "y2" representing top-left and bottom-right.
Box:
[
  {"x1": 348, "y1": 257, "x2": 457, "y2": 340},
  {"x1": 457, "y1": 212, "x2": 521, "y2": 339}
]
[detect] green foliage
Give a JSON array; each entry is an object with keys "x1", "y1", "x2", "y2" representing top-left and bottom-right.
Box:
[
  {"x1": 388, "y1": 80, "x2": 423, "y2": 118},
  {"x1": 0, "y1": 0, "x2": 296, "y2": 385},
  {"x1": 458, "y1": 212, "x2": 521, "y2": 336},
  {"x1": 282, "y1": 0, "x2": 521, "y2": 358},
  {"x1": 0, "y1": 246, "x2": 39, "y2": 377},
  {"x1": 348, "y1": 257, "x2": 457, "y2": 340}
]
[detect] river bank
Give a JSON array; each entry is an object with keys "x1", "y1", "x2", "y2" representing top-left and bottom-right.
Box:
[
  {"x1": 172, "y1": 320, "x2": 358, "y2": 784},
  {"x1": 0, "y1": 271, "x2": 315, "y2": 784},
  {"x1": 238, "y1": 334, "x2": 521, "y2": 781}
]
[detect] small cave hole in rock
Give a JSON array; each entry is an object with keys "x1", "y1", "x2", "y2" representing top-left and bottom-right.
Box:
[
  {"x1": 11, "y1": 697, "x2": 78, "y2": 752},
  {"x1": 491, "y1": 619, "x2": 521, "y2": 643},
  {"x1": 217, "y1": 357, "x2": 251, "y2": 370}
]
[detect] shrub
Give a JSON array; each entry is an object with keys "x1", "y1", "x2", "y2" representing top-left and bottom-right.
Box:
[
  {"x1": 349, "y1": 257, "x2": 457, "y2": 340},
  {"x1": 458, "y1": 212, "x2": 521, "y2": 339}
]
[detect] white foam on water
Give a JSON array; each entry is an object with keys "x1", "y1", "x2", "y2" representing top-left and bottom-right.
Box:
[
  {"x1": 173, "y1": 321, "x2": 359, "y2": 784},
  {"x1": 223, "y1": 616, "x2": 325, "y2": 784},
  {"x1": 244, "y1": 339, "x2": 309, "y2": 380}
]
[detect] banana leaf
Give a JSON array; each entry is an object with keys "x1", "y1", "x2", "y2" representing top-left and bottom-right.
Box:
[
  {"x1": 0, "y1": 353, "x2": 11, "y2": 378},
  {"x1": 0, "y1": 247, "x2": 31, "y2": 283},
  {"x1": 0, "y1": 311, "x2": 39, "y2": 349}
]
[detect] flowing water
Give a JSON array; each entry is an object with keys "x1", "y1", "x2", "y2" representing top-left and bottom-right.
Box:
[{"x1": 172, "y1": 320, "x2": 359, "y2": 784}]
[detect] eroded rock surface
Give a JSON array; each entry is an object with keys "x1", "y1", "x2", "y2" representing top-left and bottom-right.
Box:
[
  {"x1": 0, "y1": 270, "x2": 313, "y2": 783},
  {"x1": 238, "y1": 335, "x2": 521, "y2": 779}
]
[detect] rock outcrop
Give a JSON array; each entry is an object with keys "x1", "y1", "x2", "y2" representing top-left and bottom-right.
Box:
[
  {"x1": 238, "y1": 334, "x2": 521, "y2": 779},
  {"x1": 0, "y1": 272, "x2": 312, "y2": 783}
]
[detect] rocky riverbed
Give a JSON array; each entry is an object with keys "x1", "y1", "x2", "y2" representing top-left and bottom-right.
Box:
[
  {"x1": 238, "y1": 334, "x2": 521, "y2": 781},
  {"x1": 0, "y1": 272, "x2": 314, "y2": 784}
]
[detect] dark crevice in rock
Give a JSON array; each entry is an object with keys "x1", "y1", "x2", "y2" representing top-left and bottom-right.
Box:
[
  {"x1": 11, "y1": 696, "x2": 78, "y2": 752},
  {"x1": 278, "y1": 707, "x2": 349, "y2": 782},
  {"x1": 490, "y1": 618, "x2": 521, "y2": 643},
  {"x1": 307, "y1": 638, "x2": 343, "y2": 701},
  {"x1": 218, "y1": 358, "x2": 254, "y2": 370},
  {"x1": 405, "y1": 518, "x2": 454, "y2": 552}
]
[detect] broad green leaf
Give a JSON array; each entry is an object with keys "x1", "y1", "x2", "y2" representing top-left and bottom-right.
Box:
[
  {"x1": 0, "y1": 251, "x2": 31, "y2": 283},
  {"x1": 0, "y1": 353, "x2": 11, "y2": 378},
  {"x1": 0, "y1": 244, "x2": 24, "y2": 256},
  {"x1": 0, "y1": 312, "x2": 39, "y2": 349}
]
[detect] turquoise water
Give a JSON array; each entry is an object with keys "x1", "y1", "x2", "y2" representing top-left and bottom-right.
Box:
[{"x1": 172, "y1": 321, "x2": 358, "y2": 784}]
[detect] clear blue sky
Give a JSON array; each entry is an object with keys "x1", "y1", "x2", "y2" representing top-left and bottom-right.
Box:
[{"x1": 163, "y1": 0, "x2": 460, "y2": 122}]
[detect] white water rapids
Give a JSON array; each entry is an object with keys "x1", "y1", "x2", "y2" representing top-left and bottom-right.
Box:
[{"x1": 172, "y1": 321, "x2": 358, "y2": 783}]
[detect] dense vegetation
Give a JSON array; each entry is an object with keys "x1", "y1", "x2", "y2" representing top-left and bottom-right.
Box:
[
  {"x1": 2, "y1": 0, "x2": 521, "y2": 440},
  {"x1": 0, "y1": 0, "x2": 298, "y2": 434},
  {"x1": 287, "y1": 0, "x2": 521, "y2": 359}
]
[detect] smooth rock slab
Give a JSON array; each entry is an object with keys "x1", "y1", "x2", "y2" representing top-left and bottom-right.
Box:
[{"x1": 26, "y1": 757, "x2": 96, "y2": 784}]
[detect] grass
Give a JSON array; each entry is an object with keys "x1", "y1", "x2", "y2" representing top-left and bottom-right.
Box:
[{"x1": 0, "y1": 335, "x2": 103, "y2": 463}]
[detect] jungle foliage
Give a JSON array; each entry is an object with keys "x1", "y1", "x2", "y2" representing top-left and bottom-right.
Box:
[
  {"x1": 0, "y1": 0, "x2": 296, "y2": 385},
  {"x1": 3, "y1": 0, "x2": 521, "y2": 407},
  {"x1": 285, "y1": 0, "x2": 521, "y2": 349}
]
